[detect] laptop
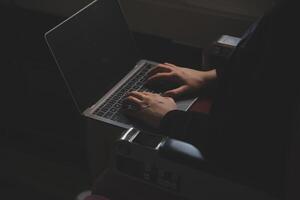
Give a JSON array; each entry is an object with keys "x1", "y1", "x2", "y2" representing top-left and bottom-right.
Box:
[{"x1": 45, "y1": 0, "x2": 197, "y2": 129}]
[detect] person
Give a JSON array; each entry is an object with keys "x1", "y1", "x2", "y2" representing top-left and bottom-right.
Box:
[{"x1": 123, "y1": 0, "x2": 299, "y2": 198}]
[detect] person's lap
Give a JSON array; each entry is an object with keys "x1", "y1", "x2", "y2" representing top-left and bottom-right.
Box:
[{"x1": 92, "y1": 169, "x2": 186, "y2": 200}]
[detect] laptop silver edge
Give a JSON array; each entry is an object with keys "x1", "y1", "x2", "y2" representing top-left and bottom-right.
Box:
[{"x1": 83, "y1": 59, "x2": 156, "y2": 129}]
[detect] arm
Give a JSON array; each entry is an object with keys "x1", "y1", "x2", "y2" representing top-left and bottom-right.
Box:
[
  {"x1": 123, "y1": 63, "x2": 216, "y2": 131},
  {"x1": 159, "y1": 110, "x2": 211, "y2": 152}
]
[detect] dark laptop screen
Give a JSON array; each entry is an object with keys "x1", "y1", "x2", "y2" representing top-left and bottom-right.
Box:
[{"x1": 45, "y1": 0, "x2": 141, "y2": 113}]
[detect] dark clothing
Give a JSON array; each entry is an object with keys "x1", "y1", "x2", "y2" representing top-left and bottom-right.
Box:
[{"x1": 161, "y1": 2, "x2": 298, "y2": 197}]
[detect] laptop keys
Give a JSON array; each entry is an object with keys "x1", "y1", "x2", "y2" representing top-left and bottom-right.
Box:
[
  {"x1": 94, "y1": 63, "x2": 157, "y2": 120},
  {"x1": 104, "y1": 112, "x2": 114, "y2": 119}
]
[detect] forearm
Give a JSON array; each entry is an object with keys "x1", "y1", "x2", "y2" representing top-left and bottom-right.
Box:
[
  {"x1": 202, "y1": 69, "x2": 217, "y2": 83},
  {"x1": 159, "y1": 110, "x2": 211, "y2": 151}
]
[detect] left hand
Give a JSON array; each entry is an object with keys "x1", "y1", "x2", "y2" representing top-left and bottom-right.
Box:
[
  {"x1": 123, "y1": 91, "x2": 177, "y2": 128},
  {"x1": 146, "y1": 63, "x2": 217, "y2": 98}
]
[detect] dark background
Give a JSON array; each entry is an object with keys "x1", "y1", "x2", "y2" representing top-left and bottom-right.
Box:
[
  {"x1": 0, "y1": 4, "x2": 203, "y2": 199},
  {"x1": 1, "y1": 2, "x2": 299, "y2": 200}
]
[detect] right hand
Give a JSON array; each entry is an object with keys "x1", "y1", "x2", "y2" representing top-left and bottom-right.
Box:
[
  {"x1": 123, "y1": 91, "x2": 177, "y2": 128},
  {"x1": 147, "y1": 63, "x2": 217, "y2": 98}
]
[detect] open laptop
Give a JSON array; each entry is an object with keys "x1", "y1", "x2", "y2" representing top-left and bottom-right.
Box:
[{"x1": 45, "y1": 0, "x2": 197, "y2": 129}]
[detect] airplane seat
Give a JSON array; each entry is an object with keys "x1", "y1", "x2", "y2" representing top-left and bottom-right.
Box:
[
  {"x1": 85, "y1": 128, "x2": 277, "y2": 200},
  {"x1": 81, "y1": 35, "x2": 297, "y2": 200}
]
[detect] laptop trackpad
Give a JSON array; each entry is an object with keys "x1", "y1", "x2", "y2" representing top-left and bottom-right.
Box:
[
  {"x1": 176, "y1": 97, "x2": 197, "y2": 111},
  {"x1": 128, "y1": 97, "x2": 197, "y2": 133}
]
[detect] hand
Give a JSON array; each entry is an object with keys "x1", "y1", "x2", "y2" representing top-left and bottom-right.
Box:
[
  {"x1": 147, "y1": 63, "x2": 217, "y2": 98},
  {"x1": 123, "y1": 91, "x2": 177, "y2": 128}
]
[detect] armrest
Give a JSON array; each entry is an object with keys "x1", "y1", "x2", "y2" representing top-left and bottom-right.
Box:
[
  {"x1": 91, "y1": 129, "x2": 272, "y2": 200},
  {"x1": 202, "y1": 35, "x2": 241, "y2": 68},
  {"x1": 84, "y1": 195, "x2": 110, "y2": 200},
  {"x1": 159, "y1": 138, "x2": 205, "y2": 169}
]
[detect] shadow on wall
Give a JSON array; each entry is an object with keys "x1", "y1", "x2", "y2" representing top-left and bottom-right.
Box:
[{"x1": 7, "y1": 0, "x2": 271, "y2": 46}]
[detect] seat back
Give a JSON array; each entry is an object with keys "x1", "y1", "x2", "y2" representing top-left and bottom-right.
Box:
[{"x1": 286, "y1": 100, "x2": 300, "y2": 200}]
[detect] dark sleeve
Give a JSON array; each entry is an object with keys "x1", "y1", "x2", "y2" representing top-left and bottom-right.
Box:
[{"x1": 159, "y1": 110, "x2": 211, "y2": 151}]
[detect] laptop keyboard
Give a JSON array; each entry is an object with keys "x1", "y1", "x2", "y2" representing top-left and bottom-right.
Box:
[{"x1": 93, "y1": 63, "x2": 156, "y2": 123}]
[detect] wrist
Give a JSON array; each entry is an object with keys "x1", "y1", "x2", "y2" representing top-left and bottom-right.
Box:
[{"x1": 202, "y1": 69, "x2": 217, "y2": 83}]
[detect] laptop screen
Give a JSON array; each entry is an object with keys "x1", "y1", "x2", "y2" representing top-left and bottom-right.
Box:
[{"x1": 45, "y1": 0, "x2": 141, "y2": 113}]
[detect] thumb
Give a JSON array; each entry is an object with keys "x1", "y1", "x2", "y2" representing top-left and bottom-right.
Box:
[{"x1": 163, "y1": 85, "x2": 189, "y2": 98}]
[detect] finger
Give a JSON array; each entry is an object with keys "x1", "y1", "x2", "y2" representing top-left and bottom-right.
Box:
[
  {"x1": 141, "y1": 92, "x2": 152, "y2": 95},
  {"x1": 123, "y1": 96, "x2": 142, "y2": 104},
  {"x1": 141, "y1": 92, "x2": 159, "y2": 99},
  {"x1": 123, "y1": 102, "x2": 148, "y2": 114},
  {"x1": 123, "y1": 98, "x2": 144, "y2": 112},
  {"x1": 164, "y1": 63, "x2": 177, "y2": 67},
  {"x1": 127, "y1": 91, "x2": 146, "y2": 100},
  {"x1": 147, "y1": 72, "x2": 174, "y2": 83},
  {"x1": 148, "y1": 64, "x2": 172, "y2": 77},
  {"x1": 163, "y1": 85, "x2": 189, "y2": 98}
]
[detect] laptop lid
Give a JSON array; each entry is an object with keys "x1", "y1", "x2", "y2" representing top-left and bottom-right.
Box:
[{"x1": 45, "y1": 0, "x2": 141, "y2": 113}]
